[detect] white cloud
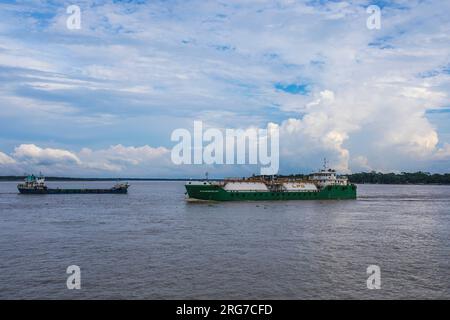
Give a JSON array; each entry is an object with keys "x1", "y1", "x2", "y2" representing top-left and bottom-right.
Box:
[
  {"x1": 13, "y1": 144, "x2": 81, "y2": 165},
  {"x1": 0, "y1": 144, "x2": 172, "y2": 177},
  {"x1": 0, "y1": 151, "x2": 16, "y2": 165}
]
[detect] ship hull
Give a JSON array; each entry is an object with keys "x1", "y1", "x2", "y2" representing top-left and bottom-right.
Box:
[
  {"x1": 18, "y1": 187, "x2": 128, "y2": 194},
  {"x1": 185, "y1": 184, "x2": 356, "y2": 201}
]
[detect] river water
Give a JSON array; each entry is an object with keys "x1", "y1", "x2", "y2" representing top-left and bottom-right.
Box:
[{"x1": 0, "y1": 181, "x2": 448, "y2": 299}]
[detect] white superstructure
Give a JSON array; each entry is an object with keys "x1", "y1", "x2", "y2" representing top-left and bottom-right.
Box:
[{"x1": 309, "y1": 159, "x2": 348, "y2": 187}]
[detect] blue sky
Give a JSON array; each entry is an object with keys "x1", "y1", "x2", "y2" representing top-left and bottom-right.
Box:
[{"x1": 0, "y1": 0, "x2": 449, "y2": 177}]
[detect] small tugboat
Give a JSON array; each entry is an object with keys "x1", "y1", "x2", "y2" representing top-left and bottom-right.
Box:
[
  {"x1": 185, "y1": 160, "x2": 356, "y2": 201},
  {"x1": 17, "y1": 174, "x2": 129, "y2": 194}
]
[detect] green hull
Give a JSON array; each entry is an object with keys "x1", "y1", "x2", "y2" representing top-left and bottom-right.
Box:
[{"x1": 185, "y1": 183, "x2": 357, "y2": 201}]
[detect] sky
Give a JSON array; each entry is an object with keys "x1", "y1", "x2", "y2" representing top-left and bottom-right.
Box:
[{"x1": 0, "y1": 0, "x2": 449, "y2": 178}]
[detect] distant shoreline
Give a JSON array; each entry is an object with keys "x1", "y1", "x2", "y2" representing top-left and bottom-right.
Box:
[
  {"x1": 1, "y1": 172, "x2": 449, "y2": 185},
  {"x1": 0, "y1": 176, "x2": 196, "y2": 182}
]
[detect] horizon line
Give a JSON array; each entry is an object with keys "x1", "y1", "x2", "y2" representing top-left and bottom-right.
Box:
[{"x1": 1, "y1": 170, "x2": 449, "y2": 181}]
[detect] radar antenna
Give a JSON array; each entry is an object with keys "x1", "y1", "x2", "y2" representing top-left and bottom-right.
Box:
[{"x1": 323, "y1": 158, "x2": 328, "y2": 170}]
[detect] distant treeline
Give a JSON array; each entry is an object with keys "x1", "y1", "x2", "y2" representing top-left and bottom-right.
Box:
[
  {"x1": 346, "y1": 172, "x2": 450, "y2": 184},
  {"x1": 267, "y1": 171, "x2": 450, "y2": 185},
  {"x1": 1, "y1": 172, "x2": 450, "y2": 184}
]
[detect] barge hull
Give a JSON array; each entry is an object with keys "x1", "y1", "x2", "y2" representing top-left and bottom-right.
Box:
[
  {"x1": 185, "y1": 184, "x2": 356, "y2": 201},
  {"x1": 18, "y1": 188, "x2": 128, "y2": 194}
]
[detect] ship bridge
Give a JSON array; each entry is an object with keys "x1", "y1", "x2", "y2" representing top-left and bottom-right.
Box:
[{"x1": 309, "y1": 160, "x2": 348, "y2": 187}]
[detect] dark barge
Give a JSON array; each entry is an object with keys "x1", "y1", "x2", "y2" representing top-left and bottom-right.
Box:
[{"x1": 17, "y1": 175, "x2": 129, "y2": 194}]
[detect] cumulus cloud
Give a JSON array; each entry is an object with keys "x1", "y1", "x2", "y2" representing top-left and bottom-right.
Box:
[
  {"x1": 0, "y1": 144, "x2": 173, "y2": 177},
  {"x1": 0, "y1": 151, "x2": 16, "y2": 165},
  {"x1": 13, "y1": 144, "x2": 81, "y2": 165},
  {"x1": 276, "y1": 81, "x2": 448, "y2": 172}
]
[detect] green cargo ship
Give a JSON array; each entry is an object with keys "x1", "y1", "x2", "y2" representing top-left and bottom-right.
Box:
[{"x1": 185, "y1": 163, "x2": 356, "y2": 201}]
